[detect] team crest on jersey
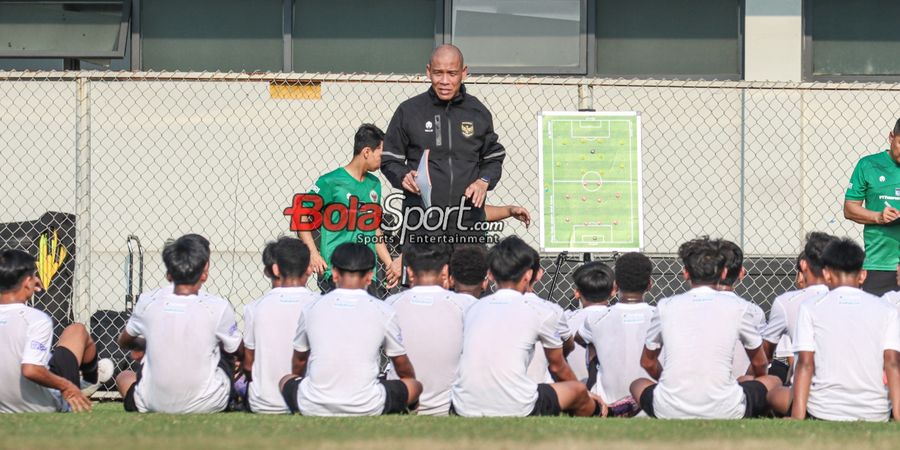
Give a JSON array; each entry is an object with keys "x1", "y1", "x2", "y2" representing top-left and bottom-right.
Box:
[
  {"x1": 461, "y1": 122, "x2": 474, "y2": 137},
  {"x1": 880, "y1": 176, "x2": 886, "y2": 182},
  {"x1": 425, "y1": 121, "x2": 433, "y2": 133},
  {"x1": 369, "y1": 190, "x2": 378, "y2": 202}
]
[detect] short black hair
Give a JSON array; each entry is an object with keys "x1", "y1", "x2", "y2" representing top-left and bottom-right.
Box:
[
  {"x1": 821, "y1": 237, "x2": 865, "y2": 274},
  {"x1": 894, "y1": 118, "x2": 900, "y2": 135},
  {"x1": 261, "y1": 240, "x2": 277, "y2": 280},
  {"x1": 678, "y1": 236, "x2": 725, "y2": 285},
  {"x1": 449, "y1": 245, "x2": 488, "y2": 285},
  {"x1": 614, "y1": 252, "x2": 653, "y2": 293},
  {"x1": 527, "y1": 246, "x2": 543, "y2": 286},
  {"x1": 330, "y1": 242, "x2": 375, "y2": 274},
  {"x1": 403, "y1": 242, "x2": 451, "y2": 275},
  {"x1": 802, "y1": 232, "x2": 838, "y2": 277},
  {"x1": 0, "y1": 249, "x2": 36, "y2": 293},
  {"x1": 273, "y1": 237, "x2": 310, "y2": 278},
  {"x1": 353, "y1": 123, "x2": 384, "y2": 156},
  {"x1": 488, "y1": 236, "x2": 536, "y2": 283},
  {"x1": 162, "y1": 234, "x2": 210, "y2": 285},
  {"x1": 717, "y1": 240, "x2": 743, "y2": 287},
  {"x1": 572, "y1": 261, "x2": 614, "y2": 302}
]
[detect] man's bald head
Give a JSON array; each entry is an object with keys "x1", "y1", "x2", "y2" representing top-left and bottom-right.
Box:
[
  {"x1": 426, "y1": 44, "x2": 468, "y2": 101},
  {"x1": 430, "y1": 44, "x2": 465, "y2": 68}
]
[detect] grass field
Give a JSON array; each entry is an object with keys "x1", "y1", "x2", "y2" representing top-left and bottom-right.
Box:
[
  {"x1": 3, "y1": 402, "x2": 900, "y2": 450},
  {"x1": 540, "y1": 113, "x2": 641, "y2": 252}
]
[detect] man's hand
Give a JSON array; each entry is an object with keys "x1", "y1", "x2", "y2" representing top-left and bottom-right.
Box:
[
  {"x1": 385, "y1": 258, "x2": 402, "y2": 289},
  {"x1": 61, "y1": 383, "x2": 92, "y2": 412},
  {"x1": 464, "y1": 179, "x2": 489, "y2": 208},
  {"x1": 880, "y1": 202, "x2": 900, "y2": 224},
  {"x1": 401, "y1": 171, "x2": 420, "y2": 194},
  {"x1": 508, "y1": 206, "x2": 531, "y2": 228},
  {"x1": 309, "y1": 252, "x2": 327, "y2": 276}
]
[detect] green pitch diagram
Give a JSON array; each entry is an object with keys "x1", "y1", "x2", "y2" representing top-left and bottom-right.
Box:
[{"x1": 538, "y1": 111, "x2": 643, "y2": 252}]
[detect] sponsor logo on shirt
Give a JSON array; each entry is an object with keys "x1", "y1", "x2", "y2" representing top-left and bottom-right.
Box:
[
  {"x1": 369, "y1": 190, "x2": 378, "y2": 203},
  {"x1": 622, "y1": 313, "x2": 646, "y2": 324},
  {"x1": 30, "y1": 341, "x2": 48, "y2": 352},
  {"x1": 425, "y1": 121, "x2": 433, "y2": 133},
  {"x1": 228, "y1": 323, "x2": 239, "y2": 336},
  {"x1": 838, "y1": 298, "x2": 860, "y2": 305},
  {"x1": 878, "y1": 195, "x2": 900, "y2": 201},
  {"x1": 0, "y1": 318, "x2": 7, "y2": 326},
  {"x1": 895, "y1": 188, "x2": 900, "y2": 197},
  {"x1": 163, "y1": 302, "x2": 187, "y2": 314},
  {"x1": 334, "y1": 298, "x2": 358, "y2": 309},
  {"x1": 410, "y1": 295, "x2": 433, "y2": 306}
]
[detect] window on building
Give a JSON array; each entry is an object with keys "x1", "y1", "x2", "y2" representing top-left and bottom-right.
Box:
[
  {"x1": 595, "y1": 0, "x2": 742, "y2": 79},
  {"x1": 807, "y1": 0, "x2": 900, "y2": 78},
  {"x1": 0, "y1": 0, "x2": 130, "y2": 69},
  {"x1": 141, "y1": 0, "x2": 282, "y2": 72},
  {"x1": 292, "y1": 0, "x2": 435, "y2": 74},
  {"x1": 450, "y1": 0, "x2": 585, "y2": 73}
]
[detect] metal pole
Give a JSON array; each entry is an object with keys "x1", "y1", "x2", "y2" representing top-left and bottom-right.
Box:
[
  {"x1": 73, "y1": 76, "x2": 92, "y2": 325},
  {"x1": 578, "y1": 84, "x2": 593, "y2": 111}
]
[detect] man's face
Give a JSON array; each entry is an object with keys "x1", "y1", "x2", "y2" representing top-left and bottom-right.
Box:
[
  {"x1": 366, "y1": 142, "x2": 383, "y2": 172},
  {"x1": 889, "y1": 132, "x2": 900, "y2": 165},
  {"x1": 426, "y1": 52, "x2": 467, "y2": 101}
]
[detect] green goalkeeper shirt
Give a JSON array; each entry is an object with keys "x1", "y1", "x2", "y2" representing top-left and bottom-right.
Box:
[
  {"x1": 308, "y1": 167, "x2": 382, "y2": 280},
  {"x1": 845, "y1": 150, "x2": 900, "y2": 271}
]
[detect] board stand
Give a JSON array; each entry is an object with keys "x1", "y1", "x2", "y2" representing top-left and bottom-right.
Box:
[{"x1": 545, "y1": 251, "x2": 620, "y2": 305}]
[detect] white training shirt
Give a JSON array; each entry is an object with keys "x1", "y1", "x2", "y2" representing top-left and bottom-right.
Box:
[
  {"x1": 646, "y1": 286, "x2": 763, "y2": 419},
  {"x1": 451, "y1": 289, "x2": 564, "y2": 417},
  {"x1": 523, "y1": 292, "x2": 573, "y2": 384},
  {"x1": 243, "y1": 287, "x2": 319, "y2": 414},
  {"x1": 384, "y1": 285, "x2": 474, "y2": 416},
  {"x1": 564, "y1": 307, "x2": 594, "y2": 383},
  {"x1": 580, "y1": 302, "x2": 655, "y2": 404},
  {"x1": 795, "y1": 286, "x2": 900, "y2": 422},
  {"x1": 762, "y1": 285, "x2": 829, "y2": 354},
  {"x1": 882, "y1": 290, "x2": 900, "y2": 308},
  {"x1": 292, "y1": 288, "x2": 406, "y2": 416},
  {"x1": 0, "y1": 303, "x2": 64, "y2": 413},
  {"x1": 729, "y1": 295, "x2": 766, "y2": 378},
  {"x1": 125, "y1": 290, "x2": 241, "y2": 414}
]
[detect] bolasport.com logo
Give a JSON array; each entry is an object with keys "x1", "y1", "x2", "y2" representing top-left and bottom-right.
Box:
[{"x1": 283, "y1": 192, "x2": 502, "y2": 245}]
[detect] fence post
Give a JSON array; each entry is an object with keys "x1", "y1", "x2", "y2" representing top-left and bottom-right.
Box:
[
  {"x1": 578, "y1": 83, "x2": 592, "y2": 111},
  {"x1": 73, "y1": 76, "x2": 92, "y2": 325},
  {"x1": 739, "y1": 87, "x2": 746, "y2": 248}
]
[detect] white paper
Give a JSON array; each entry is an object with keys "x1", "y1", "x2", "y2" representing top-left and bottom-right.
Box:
[{"x1": 415, "y1": 149, "x2": 432, "y2": 208}]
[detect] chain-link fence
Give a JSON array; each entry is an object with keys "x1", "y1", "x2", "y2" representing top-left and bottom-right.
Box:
[{"x1": 0, "y1": 72, "x2": 894, "y2": 349}]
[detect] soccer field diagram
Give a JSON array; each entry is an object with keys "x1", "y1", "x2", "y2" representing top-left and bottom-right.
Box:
[{"x1": 538, "y1": 112, "x2": 643, "y2": 252}]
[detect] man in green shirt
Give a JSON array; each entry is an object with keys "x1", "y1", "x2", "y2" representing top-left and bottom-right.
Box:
[
  {"x1": 843, "y1": 118, "x2": 900, "y2": 295},
  {"x1": 299, "y1": 124, "x2": 399, "y2": 294}
]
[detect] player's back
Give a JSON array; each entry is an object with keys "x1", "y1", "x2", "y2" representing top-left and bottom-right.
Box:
[
  {"x1": 524, "y1": 292, "x2": 571, "y2": 384},
  {"x1": 564, "y1": 308, "x2": 591, "y2": 383},
  {"x1": 797, "y1": 287, "x2": 900, "y2": 421},
  {"x1": 652, "y1": 287, "x2": 760, "y2": 419},
  {"x1": 0, "y1": 304, "x2": 59, "y2": 413},
  {"x1": 297, "y1": 288, "x2": 402, "y2": 416},
  {"x1": 126, "y1": 290, "x2": 241, "y2": 413},
  {"x1": 451, "y1": 289, "x2": 563, "y2": 417},
  {"x1": 763, "y1": 285, "x2": 829, "y2": 353},
  {"x1": 245, "y1": 287, "x2": 319, "y2": 413},
  {"x1": 583, "y1": 303, "x2": 654, "y2": 403},
  {"x1": 730, "y1": 297, "x2": 766, "y2": 378},
  {"x1": 385, "y1": 285, "x2": 473, "y2": 416}
]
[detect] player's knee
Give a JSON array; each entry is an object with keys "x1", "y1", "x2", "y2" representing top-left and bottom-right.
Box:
[
  {"x1": 63, "y1": 322, "x2": 88, "y2": 340},
  {"x1": 115, "y1": 370, "x2": 136, "y2": 394},
  {"x1": 630, "y1": 378, "x2": 650, "y2": 399},
  {"x1": 756, "y1": 374, "x2": 782, "y2": 392},
  {"x1": 406, "y1": 379, "x2": 423, "y2": 400}
]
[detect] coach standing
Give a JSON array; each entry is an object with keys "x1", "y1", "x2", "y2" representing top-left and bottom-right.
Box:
[
  {"x1": 843, "y1": 119, "x2": 900, "y2": 295},
  {"x1": 381, "y1": 44, "x2": 506, "y2": 236}
]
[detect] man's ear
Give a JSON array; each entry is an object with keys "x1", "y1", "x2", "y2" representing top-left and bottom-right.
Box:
[
  {"x1": 858, "y1": 269, "x2": 868, "y2": 287},
  {"x1": 611, "y1": 281, "x2": 619, "y2": 298},
  {"x1": 440, "y1": 264, "x2": 450, "y2": 285},
  {"x1": 521, "y1": 269, "x2": 534, "y2": 286},
  {"x1": 681, "y1": 268, "x2": 690, "y2": 282},
  {"x1": 572, "y1": 288, "x2": 581, "y2": 300},
  {"x1": 480, "y1": 279, "x2": 489, "y2": 292},
  {"x1": 272, "y1": 263, "x2": 281, "y2": 279},
  {"x1": 534, "y1": 268, "x2": 545, "y2": 283},
  {"x1": 487, "y1": 271, "x2": 495, "y2": 282},
  {"x1": 305, "y1": 265, "x2": 313, "y2": 276},
  {"x1": 738, "y1": 267, "x2": 747, "y2": 281},
  {"x1": 200, "y1": 262, "x2": 210, "y2": 283},
  {"x1": 799, "y1": 259, "x2": 809, "y2": 274},
  {"x1": 406, "y1": 267, "x2": 416, "y2": 285}
]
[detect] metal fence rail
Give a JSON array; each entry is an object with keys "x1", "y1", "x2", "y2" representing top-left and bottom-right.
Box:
[{"x1": 0, "y1": 72, "x2": 891, "y2": 341}]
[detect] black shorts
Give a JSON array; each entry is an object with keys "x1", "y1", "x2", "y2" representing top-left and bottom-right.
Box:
[
  {"x1": 123, "y1": 363, "x2": 144, "y2": 413},
  {"x1": 638, "y1": 381, "x2": 769, "y2": 419},
  {"x1": 862, "y1": 270, "x2": 900, "y2": 297},
  {"x1": 380, "y1": 379, "x2": 409, "y2": 415},
  {"x1": 529, "y1": 383, "x2": 562, "y2": 417},
  {"x1": 48, "y1": 347, "x2": 80, "y2": 386}
]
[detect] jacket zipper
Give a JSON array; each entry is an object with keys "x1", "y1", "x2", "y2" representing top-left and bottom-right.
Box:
[{"x1": 446, "y1": 104, "x2": 453, "y2": 200}]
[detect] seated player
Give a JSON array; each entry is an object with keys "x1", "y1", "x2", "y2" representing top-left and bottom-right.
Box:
[
  {"x1": 577, "y1": 253, "x2": 655, "y2": 416},
  {"x1": 281, "y1": 242, "x2": 422, "y2": 416},
  {"x1": 242, "y1": 237, "x2": 318, "y2": 414},
  {"x1": 761, "y1": 233, "x2": 835, "y2": 368},
  {"x1": 768, "y1": 238, "x2": 900, "y2": 421},
  {"x1": 566, "y1": 261, "x2": 614, "y2": 385},
  {"x1": 450, "y1": 236, "x2": 599, "y2": 417},
  {"x1": 524, "y1": 247, "x2": 575, "y2": 384},
  {"x1": 385, "y1": 243, "x2": 473, "y2": 416},
  {"x1": 0, "y1": 249, "x2": 113, "y2": 413},
  {"x1": 630, "y1": 237, "x2": 781, "y2": 419},
  {"x1": 116, "y1": 234, "x2": 243, "y2": 414},
  {"x1": 449, "y1": 245, "x2": 489, "y2": 300},
  {"x1": 714, "y1": 240, "x2": 767, "y2": 379}
]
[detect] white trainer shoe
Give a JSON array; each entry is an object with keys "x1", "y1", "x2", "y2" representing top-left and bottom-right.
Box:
[{"x1": 81, "y1": 358, "x2": 115, "y2": 397}]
